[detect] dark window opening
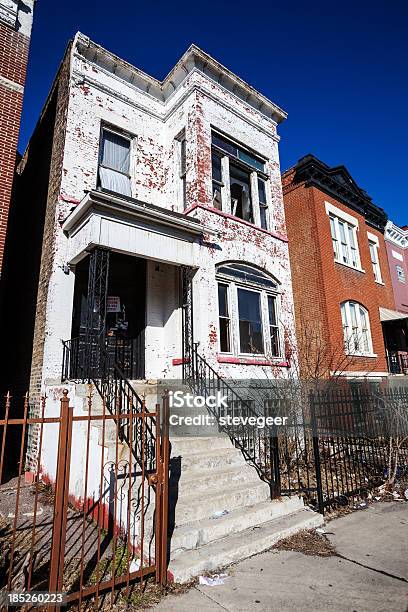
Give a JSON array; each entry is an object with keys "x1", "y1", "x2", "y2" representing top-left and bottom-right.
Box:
[
  {"x1": 218, "y1": 283, "x2": 231, "y2": 352},
  {"x1": 238, "y1": 288, "x2": 264, "y2": 354},
  {"x1": 230, "y1": 163, "x2": 253, "y2": 223}
]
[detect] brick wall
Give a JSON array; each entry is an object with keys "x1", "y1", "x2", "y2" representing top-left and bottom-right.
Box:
[
  {"x1": 283, "y1": 171, "x2": 395, "y2": 377},
  {"x1": 28, "y1": 46, "x2": 72, "y2": 409},
  {"x1": 0, "y1": 17, "x2": 30, "y2": 274}
]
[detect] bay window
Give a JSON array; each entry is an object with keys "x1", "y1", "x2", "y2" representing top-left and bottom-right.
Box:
[
  {"x1": 211, "y1": 131, "x2": 270, "y2": 229},
  {"x1": 340, "y1": 301, "x2": 373, "y2": 355},
  {"x1": 98, "y1": 127, "x2": 132, "y2": 197},
  {"x1": 216, "y1": 262, "x2": 281, "y2": 358}
]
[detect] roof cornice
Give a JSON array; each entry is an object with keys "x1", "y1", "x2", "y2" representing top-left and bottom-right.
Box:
[
  {"x1": 385, "y1": 221, "x2": 408, "y2": 248},
  {"x1": 74, "y1": 33, "x2": 287, "y2": 124},
  {"x1": 286, "y1": 154, "x2": 387, "y2": 232}
]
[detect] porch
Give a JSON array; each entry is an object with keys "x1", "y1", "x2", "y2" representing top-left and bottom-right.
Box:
[{"x1": 380, "y1": 307, "x2": 408, "y2": 375}]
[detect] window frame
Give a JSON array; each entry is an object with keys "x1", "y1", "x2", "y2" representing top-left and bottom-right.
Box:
[
  {"x1": 396, "y1": 265, "x2": 406, "y2": 283},
  {"x1": 211, "y1": 130, "x2": 270, "y2": 230},
  {"x1": 367, "y1": 232, "x2": 383, "y2": 284},
  {"x1": 340, "y1": 301, "x2": 374, "y2": 357},
  {"x1": 97, "y1": 125, "x2": 133, "y2": 197},
  {"x1": 216, "y1": 264, "x2": 282, "y2": 359},
  {"x1": 326, "y1": 202, "x2": 363, "y2": 272}
]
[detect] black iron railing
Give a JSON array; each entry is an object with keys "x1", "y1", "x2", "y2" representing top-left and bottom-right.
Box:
[
  {"x1": 185, "y1": 345, "x2": 408, "y2": 513},
  {"x1": 185, "y1": 343, "x2": 280, "y2": 495}
]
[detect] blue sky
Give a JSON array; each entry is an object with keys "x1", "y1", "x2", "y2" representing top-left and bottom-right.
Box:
[{"x1": 19, "y1": 0, "x2": 407, "y2": 225}]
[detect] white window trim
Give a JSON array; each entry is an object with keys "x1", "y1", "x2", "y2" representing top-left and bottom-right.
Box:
[
  {"x1": 367, "y1": 232, "x2": 383, "y2": 284},
  {"x1": 341, "y1": 301, "x2": 375, "y2": 357},
  {"x1": 325, "y1": 201, "x2": 364, "y2": 272},
  {"x1": 97, "y1": 124, "x2": 134, "y2": 197},
  {"x1": 216, "y1": 277, "x2": 283, "y2": 359}
]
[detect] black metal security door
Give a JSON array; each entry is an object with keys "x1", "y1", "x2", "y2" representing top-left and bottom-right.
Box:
[{"x1": 84, "y1": 247, "x2": 110, "y2": 379}]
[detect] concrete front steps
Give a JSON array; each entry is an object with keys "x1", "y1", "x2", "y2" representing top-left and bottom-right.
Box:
[{"x1": 167, "y1": 436, "x2": 323, "y2": 583}]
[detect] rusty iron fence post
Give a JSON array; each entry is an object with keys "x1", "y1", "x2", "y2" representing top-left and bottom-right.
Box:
[
  {"x1": 157, "y1": 391, "x2": 169, "y2": 586},
  {"x1": 49, "y1": 389, "x2": 73, "y2": 594}
]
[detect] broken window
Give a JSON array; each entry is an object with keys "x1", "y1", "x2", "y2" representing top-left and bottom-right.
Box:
[
  {"x1": 98, "y1": 128, "x2": 132, "y2": 197},
  {"x1": 230, "y1": 162, "x2": 253, "y2": 223},
  {"x1": 211, "y1": 131, "x2": 268, "y2": 228},
  {"x1": 212, "y1": 151, "x2": 223, "y2": 210},
  {"x1": 218, "y1": 283, "x2": 231, "y2": 352}
]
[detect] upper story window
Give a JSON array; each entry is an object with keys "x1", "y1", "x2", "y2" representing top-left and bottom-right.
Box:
[
  {"x1": 326, "y1": 202, "x2": 361, "y2": 270},
  {"x1": 396, "y1": 265, "x2": 406, "y2": 283},
  {"x1": 367, "y1": 233, "x2": 382, "y2": 283},
  {"x1": 211, "y1": 132, "x2": 270, "y2": 230},
  {"x1": 216, "y1": 262, "x2": 281, "y2": 357},
  {"x1": 98, "y1": 128, "x2": 132, "y2": 197},
  {"x1": 340, "y1": 301, "x2": 373, "y2": 356}
]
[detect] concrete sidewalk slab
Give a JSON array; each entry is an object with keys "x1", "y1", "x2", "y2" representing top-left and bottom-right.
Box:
[{"x1": 155, "y1": 503, "x2": 408, "y2": 612}]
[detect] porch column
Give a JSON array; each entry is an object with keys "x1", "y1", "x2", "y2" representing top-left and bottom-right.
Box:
[{"x1": 181, "y1": 266, "x2": 194, "y2": 381}]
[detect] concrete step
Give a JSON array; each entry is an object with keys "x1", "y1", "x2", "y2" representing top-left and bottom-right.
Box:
[
  {"x1": 170, "y1": 436, "x2": 233, "y2": 456},
  {"x1": 169, "y1": 496, "x2": 304, "y2": 558},
  {"x1": 176, "y1": 447, "x2": 244, "y2": 472},
  {"x1": 171, "y1": 464, "x2": 261, "y2": 496},
  {"x1": 171, "y1": 480, "x2": 270, "y2": 526},
  {"x1": 168, "y1": 507, "x2": 324, "y2": 583}
]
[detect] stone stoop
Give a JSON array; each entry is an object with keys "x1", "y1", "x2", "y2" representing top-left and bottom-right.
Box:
[{"x1": 167, "y1": 436, "x2": 324, "y2": 584}]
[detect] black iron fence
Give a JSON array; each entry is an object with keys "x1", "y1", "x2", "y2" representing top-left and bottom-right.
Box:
[
  {"x1": 185, "y1": 346, "x2": 408, "y2": 514},
  {"x1": 273, "y1": 384, "x2": 408, "y2": 513}
]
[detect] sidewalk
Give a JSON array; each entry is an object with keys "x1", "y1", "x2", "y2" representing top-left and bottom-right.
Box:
[{"x1": 155, "y1": 502, "x2": 408, "y2": 611}]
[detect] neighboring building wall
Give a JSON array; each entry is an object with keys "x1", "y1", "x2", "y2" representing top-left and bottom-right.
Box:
[
  {"x1": 385, "y1": 221, "x2": 408, "y2": 314},
  {"x1": 283, "y1": 160, "x2": 394, "y2": 378},
  {"x1": 0, "y1": 0, "x2": 34, "y2": 274}
]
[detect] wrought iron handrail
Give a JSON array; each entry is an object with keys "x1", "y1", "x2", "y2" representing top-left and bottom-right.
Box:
[
  {"x1": 185, "y1": 343, "x2": 278, "y2": 493},
  {"x1": 62, "y1": 336, "x2": 156, "y2": 473}
]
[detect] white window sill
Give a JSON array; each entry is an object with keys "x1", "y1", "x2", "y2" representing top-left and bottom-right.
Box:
[
  {"x1": 334, "y1": 259, "x2": 365, "y2": 274},
  {"x1": 345, "y1": 352, "x2": 378, "y2": 359},
  {"x1": 375, "y1": 280, "x2": 385, "y2": 286}
]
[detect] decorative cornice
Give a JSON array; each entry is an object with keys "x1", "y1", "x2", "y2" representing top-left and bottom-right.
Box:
[
  {"x1": 74, "y1": 32, "x2": 287, "y2": 124},
  {"x1": 285, "y1": 154, "x2": 387, "y2": 232},
  {"x1": 385, "y1": 221, "x2": 408, "y2": 248}
]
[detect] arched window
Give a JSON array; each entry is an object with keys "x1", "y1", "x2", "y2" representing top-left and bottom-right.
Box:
[
  {"x1": 216, "y1": 263, "x2": 281, "y2": 357},
  {"x1": 340, "y1": 301, "x2": 373, "y2": 356}
]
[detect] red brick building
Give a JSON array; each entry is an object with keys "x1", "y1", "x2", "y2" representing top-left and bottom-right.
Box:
[
  {"x1": 0, "y1": 0, "x2": 35, "y2": 275},
  {"x1": 283, "y1": 154, "x2": 396, "y2": 379}
]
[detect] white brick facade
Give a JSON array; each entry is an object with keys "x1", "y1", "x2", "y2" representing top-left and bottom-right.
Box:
[{"x1": 38, "y1": 32, "x2": 297, "y2": 389}]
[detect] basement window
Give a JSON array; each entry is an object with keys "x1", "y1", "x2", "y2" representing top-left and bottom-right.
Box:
[
  {"x1": 98, "y1": 128, "x2": 132, "y2": 197},
  {"x1": 216, "y1": 262, "x2": 281, "y2": 358},
  {"x1": 211, "y1": 131, "x2": 269, "y2": 229}
]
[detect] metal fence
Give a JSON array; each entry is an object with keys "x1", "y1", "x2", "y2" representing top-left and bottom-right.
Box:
[
  {"x1": 275, "y1": 384, "x2": 408, "y2": 513},
  {"x1": 0, "y1": 390, "x2": 169, "y2": 607}
]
